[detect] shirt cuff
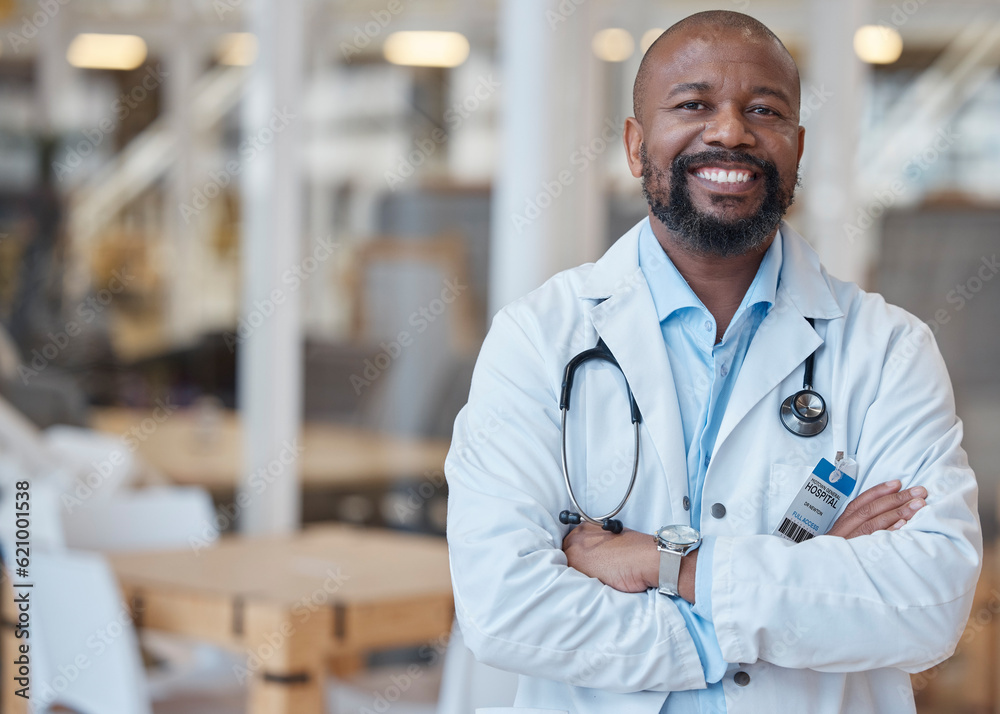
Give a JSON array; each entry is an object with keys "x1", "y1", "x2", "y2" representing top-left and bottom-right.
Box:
[
  {"x1": 672, "y1": 536, "x2": 725, "y2": 684},
  {"x1": 692, "y1": 535, "x2": 716, "y2": 622},
  {"x1": 673, "y1": 598, "x2": 727, "y2": 684}
]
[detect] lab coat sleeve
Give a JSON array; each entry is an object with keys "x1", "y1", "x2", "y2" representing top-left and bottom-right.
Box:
[
  {"x1": 446, "y1": 305, "x2": 708, "y2": 693},
  {"x1": 711, "y1": 316, "x2": 982, "y2": 673}
]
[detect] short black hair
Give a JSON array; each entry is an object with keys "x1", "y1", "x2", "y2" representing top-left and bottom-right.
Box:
[{"x1": 632, "y1": 11, "x2": 800, "y2": 124}]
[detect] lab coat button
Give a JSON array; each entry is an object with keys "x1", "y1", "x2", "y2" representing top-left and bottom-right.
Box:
[
  {"x1": 711, "y1": 503, "x2": 726, "y2": 518},
  {"x1": 682, "y1": 496, "x2": 690, "y2": 510},
  {"x1": 734, "y1": 671, "x2": 750, "y2": 686}
]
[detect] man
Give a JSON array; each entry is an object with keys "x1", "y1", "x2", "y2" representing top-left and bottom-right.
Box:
[{"x1": 445, "y1": 10, "x2": 981, "y2": 713}]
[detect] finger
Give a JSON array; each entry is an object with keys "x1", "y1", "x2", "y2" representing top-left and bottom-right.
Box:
[
  {"x1": 860, "y1": 488, "x2": 927, "y2": 521},
  {"x1": 840, "y1": 479, "x2": 902, "y2": 516},
  {"x1": 837, "y1": 480, "x2": 902, "y2": 524},
  {"x1": 848, "y1": 498, "x2": 926, "y2": 538},
  {"x1": 832, "y1": 486, "x2": 926, "y2": 536},
  {"x1": 833, "y1": 491, "x2": 917, "y2": 536}
]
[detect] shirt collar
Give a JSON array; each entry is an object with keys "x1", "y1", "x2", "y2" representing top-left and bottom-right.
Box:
[{"x1": 638, "y1": 220, "x2": 783, "y2": 324}]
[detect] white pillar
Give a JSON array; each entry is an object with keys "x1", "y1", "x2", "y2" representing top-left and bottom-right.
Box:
[
  {"x1": 165, "y1": 29, "x2": 200, "y2": 343},
  {"x1": 35, "y1": 7, "x2": 73, "y2": 134},
  {"x1": 550, "y1": 7, "x2": 608, "y2": 275},
  {"x1": 801, "y1": 0, "x2": 872, "y2": 286},
  {"x1": 489, "y1": 0, "x2": 607, "y2": 315},
  {"x1": 238, "y1": 0, "x2": 305, "y2": 534}
]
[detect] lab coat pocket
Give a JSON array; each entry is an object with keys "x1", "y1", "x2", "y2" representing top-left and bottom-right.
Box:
[{"x1": 767, "y1": 463, "x2": 809, "y2": 534}]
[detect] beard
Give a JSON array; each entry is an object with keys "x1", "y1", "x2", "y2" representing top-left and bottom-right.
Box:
[{"x1": 640, "y1": 145, "x2": 795, "y2": 258}]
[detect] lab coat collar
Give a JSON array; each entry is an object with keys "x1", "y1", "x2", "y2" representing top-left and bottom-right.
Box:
[
  {"x1": 580, "y1": 217, "x2": 843, "y2": 322},
  {"x1": 583, "y1": 239, "x2": 691, "y2": 519},
  {"x1": 772, "y1": 221, "x2": 844, "y2": 321},
  {"x1": 579, "y1": 217, "x2": 845, "y2": 514}
]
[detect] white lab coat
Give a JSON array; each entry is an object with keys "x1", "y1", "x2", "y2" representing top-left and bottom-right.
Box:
[{"x1": 445, "y1": 218, "x2": 981, "y2": 714}]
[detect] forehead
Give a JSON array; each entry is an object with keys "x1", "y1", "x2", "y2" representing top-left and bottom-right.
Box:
[{"x1": 649, "y1": 26, "x2": 799, "y2": 99}]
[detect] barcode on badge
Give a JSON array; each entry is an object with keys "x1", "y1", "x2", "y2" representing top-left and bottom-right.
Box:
[{"x1": 778, "y1": 517, "x2": 814, "y2": 543}]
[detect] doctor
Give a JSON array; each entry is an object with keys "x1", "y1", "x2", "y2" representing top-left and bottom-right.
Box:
[{"x1": 445, "y1": 10, "x2": 981, "y2": 714}]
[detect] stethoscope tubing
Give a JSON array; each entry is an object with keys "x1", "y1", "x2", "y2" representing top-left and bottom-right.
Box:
[
  {"x1": 559, "y1": 339, "x2": 641, "y2": 531},
  {"x1": 559, "y1": 320, "x2": 828, "y2": 532},
  {"x1": 560, "y1": 410, "x2": 640, "y2": 526}
]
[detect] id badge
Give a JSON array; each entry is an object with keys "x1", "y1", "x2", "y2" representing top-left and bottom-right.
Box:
[{"x1": 772, "y1": 457, "x2": 857, "y2": 543}]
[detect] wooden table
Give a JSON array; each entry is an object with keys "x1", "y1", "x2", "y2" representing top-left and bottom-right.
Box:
[
  {"x1": 90, "y1": 407, "x2": 450, "y2": 490},
  {"x1": 115, "y1": 526, "x2": 453, "y2": 714}
]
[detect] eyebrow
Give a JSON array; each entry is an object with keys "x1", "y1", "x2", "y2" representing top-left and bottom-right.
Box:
[
  {"x1": 665, "y1": 82, "x2": 793, "y2": 106},
  {"x1": 665, "y1": 82, "x2": 711, "y2": 99},
  {"x1": 750, "y1": 85, "x2": 793, "y2": 105}
]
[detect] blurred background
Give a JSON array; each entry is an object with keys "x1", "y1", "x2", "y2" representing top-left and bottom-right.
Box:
[{"x1": 0, "y1": 0, "x2": 997, "y2": 712}]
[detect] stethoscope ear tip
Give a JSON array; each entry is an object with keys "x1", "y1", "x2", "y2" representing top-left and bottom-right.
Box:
[
  {"x1": 559, "y1": 510, "x2": 582, "y2": 525},
  {"x1": 559, "y1": 511, "x2": 624, "y2": 533},
  {"x1": 602, "y1": 518, "x2": 623, "y2": 534}
]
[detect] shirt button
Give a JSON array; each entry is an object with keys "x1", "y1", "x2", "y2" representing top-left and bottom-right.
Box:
[
  {"x1": 704, "y1": 454, "x2": 711, "y2": 469},
  {"x1": 720, "y1": 363, "x2": 729, "y2": 377},
  {"x1": 734, "y1": 671, "x2": 750, "y2": 686},
  {"x1": 711, "y1": 503, "x2": 726, "y2": 519},
  {"x1": 703, "y1": 320, "x2": 712, "y2": 332},
  {"x1": 682, "y1": 496, "x2": 690, "y2": 511}
]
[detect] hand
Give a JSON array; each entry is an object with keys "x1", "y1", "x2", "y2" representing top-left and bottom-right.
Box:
[
  {"x1": 562, "y1": 522, "x2": 659, "y2": 593},
  {"x1": 827, "y1": 479, "x2": 927, "y2": 539}
]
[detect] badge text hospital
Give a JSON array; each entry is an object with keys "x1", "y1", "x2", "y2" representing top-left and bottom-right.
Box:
[{"x1": 773, "y1": 458, "x2": 857, "y2": 543}]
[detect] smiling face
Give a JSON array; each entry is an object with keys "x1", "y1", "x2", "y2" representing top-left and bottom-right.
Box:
[{"x1": 624, "y1": 22, "x2": 805, "y2": 257}]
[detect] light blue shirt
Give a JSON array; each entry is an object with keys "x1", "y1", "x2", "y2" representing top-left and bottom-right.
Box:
[{"x1": 637, "y1": 221, "x2": 783, "y2": 714}]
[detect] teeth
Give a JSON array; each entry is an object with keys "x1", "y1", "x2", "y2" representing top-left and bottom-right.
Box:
[{"x1": 695, "y1": 168, "x2": 753, "y2": 183}]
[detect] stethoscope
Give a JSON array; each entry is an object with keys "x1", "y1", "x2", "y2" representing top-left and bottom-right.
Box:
[
  {"x1": 558, "y1": 318, "x2": 828, "y2": 532},
  {"x1": 558, "y1": 339, "x2": 640, "y2": 533},
  {"x1": 779, "y1": 318, "x2": 829, "y2": 436}
]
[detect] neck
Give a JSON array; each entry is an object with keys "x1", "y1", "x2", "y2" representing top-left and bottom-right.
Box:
[{"x1": 649, "y1": 216, "x2": 777, "y2": 342}]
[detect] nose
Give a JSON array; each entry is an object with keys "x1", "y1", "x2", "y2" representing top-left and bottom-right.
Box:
[{"x1": 701, "y1": 104, "x2": 755, "y2": 149}]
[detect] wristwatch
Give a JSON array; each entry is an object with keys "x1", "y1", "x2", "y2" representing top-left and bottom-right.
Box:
[{"x1": 655, "y1": 525, "x2": 702, "y2": 597}]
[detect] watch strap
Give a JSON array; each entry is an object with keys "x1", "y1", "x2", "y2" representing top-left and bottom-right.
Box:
[{"x1": 657, "y1": 548, "x2": 682, "y2": 596}]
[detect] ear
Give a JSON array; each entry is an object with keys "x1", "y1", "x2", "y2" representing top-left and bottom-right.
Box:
[
  {"x1": 796, "y1": 124, "x2": 805, "y2": 166},
  {"x1": 623, "y1": 117, "x2": 645, "y2": 179}
]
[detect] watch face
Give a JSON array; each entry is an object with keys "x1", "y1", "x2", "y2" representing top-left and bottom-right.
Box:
[{"x1": 657, "y1": 525, "x2": 700, "y2": 546}]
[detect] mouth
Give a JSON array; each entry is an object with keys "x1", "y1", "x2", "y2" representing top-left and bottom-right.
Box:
[{"x1": 687, "y1": 163, "x2": 762, "y2": 195}]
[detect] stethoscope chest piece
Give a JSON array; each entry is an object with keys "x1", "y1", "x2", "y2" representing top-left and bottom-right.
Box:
[
  {"x1": 779, "y1": 317, "x2": 828, "y2": 438},
  {"x1": 780, "y1": 388, "x2": 828, "y2": 436}
]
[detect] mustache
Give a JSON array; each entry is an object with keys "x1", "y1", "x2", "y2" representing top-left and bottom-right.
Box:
[
  {"x1": 671, "y1": 149, "x2": 778, "y2": 177},
  {"x1": 640, "y1": 144, "x2": 792, "y2": 258}
]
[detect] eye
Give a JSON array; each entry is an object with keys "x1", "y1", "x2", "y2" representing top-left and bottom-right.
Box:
[
  {"x1": 750, "y1": 106, "x2": 779, "y2": 116},
  {"x1": 678, "y1": 101, "x2": 706, "y2": 110}
]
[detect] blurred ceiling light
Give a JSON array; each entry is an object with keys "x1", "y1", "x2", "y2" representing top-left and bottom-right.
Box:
[
  {"x1": 853, "y1": 25, "x2": 903, "y2": 64},
  {"x1": 217, "y1": 32, "x2": 258, "y2": 66},
  {"x1": 593, "y1": 28, "x2": 635, "y2": 63},
  {"x1": 383, "y1": 31, "x2": 469, "y2": 68},
  {"x1": 640, "y1": 28, "x2": 664, "y2": 54},
  {"x1": 67, "y1": 33, "x2": 147, "y2": 70}
]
